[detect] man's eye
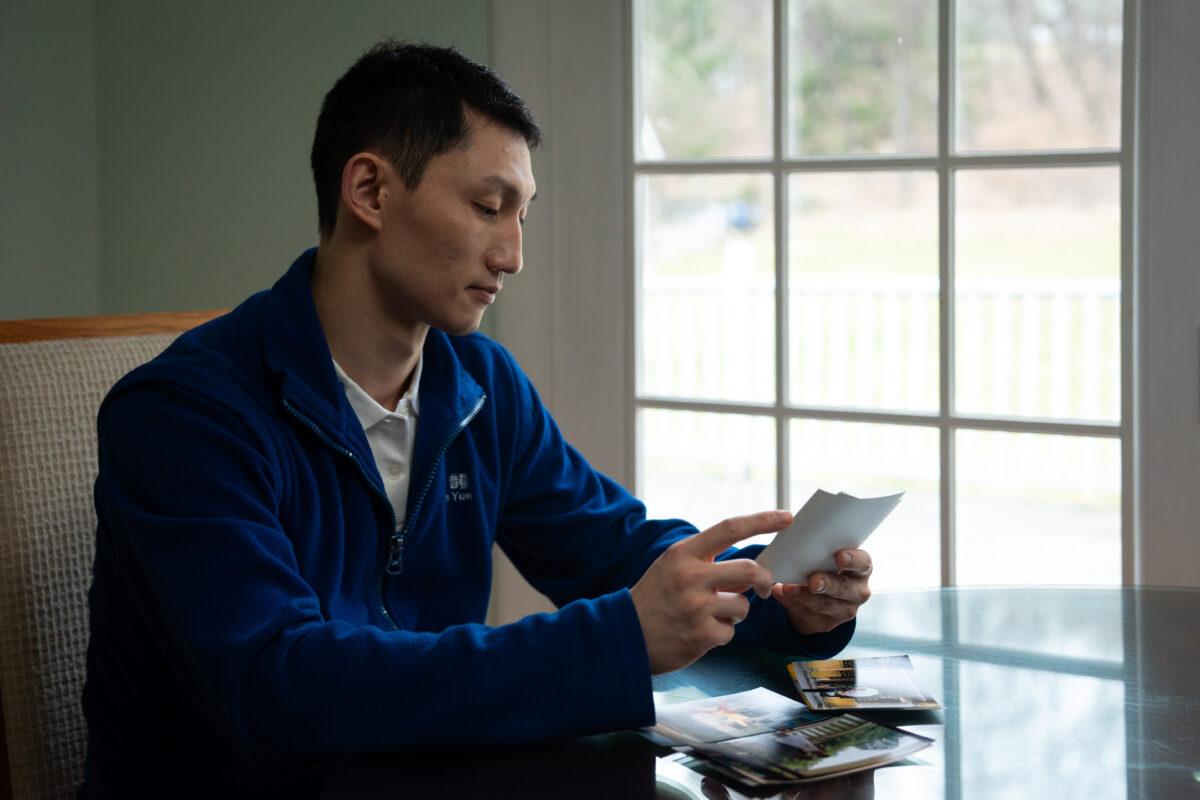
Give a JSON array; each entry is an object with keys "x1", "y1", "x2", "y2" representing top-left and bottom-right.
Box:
[{"x1": 474, "y1": 203, "x2": 500, "y2": 217}]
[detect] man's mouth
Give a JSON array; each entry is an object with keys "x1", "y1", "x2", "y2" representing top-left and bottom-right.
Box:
[{"x1": 468, "y1": 284, "x2": 500, "y2": 304}]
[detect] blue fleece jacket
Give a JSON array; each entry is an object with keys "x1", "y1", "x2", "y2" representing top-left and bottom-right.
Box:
[{"x1": 79, "y1": 249, "x2": 852, "y2": 797}]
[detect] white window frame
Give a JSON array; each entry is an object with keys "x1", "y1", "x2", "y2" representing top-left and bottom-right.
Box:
[
  {"x1": 628, "y1": 0, "x2": 1132, "y2": 587},
  {"x1": 489, "y1": 0, "x2": 1200, "y2": 607}
]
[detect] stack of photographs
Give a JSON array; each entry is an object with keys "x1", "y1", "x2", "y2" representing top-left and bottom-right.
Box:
[
  {"x1": 644, "y1": 687, "x2": 933, "y2": 787},
  {"x1": 787, "y1": 655, "x2": 942, "y2": 711},
  {"x1": 643, "y1": 687, "x2": 818, "y2": 747}
]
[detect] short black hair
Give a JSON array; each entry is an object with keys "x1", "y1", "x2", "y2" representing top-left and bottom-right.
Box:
[{"x1": 310, "y1": 40, "x2": 541, "y2": 236}]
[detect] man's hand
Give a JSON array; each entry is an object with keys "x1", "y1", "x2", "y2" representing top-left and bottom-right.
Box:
[
  {"x1": 772, "y1": 549, "x2": 873, "y2": 636},
  {"x1": 630, "y1": 511, "x2": 788, "y2": 675}
]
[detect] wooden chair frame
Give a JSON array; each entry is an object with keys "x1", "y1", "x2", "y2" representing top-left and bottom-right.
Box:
[{"x1": 0, "y1": 310, "x2": 225, "y2": 344}]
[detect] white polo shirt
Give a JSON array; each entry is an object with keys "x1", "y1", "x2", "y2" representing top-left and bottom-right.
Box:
[{"x1": 332, "y1": 357, "x2": 422, "y2": 530}]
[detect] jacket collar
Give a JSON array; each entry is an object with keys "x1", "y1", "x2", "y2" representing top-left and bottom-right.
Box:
[{"x1": 262, "y1": 248, "x2": 485, "y2": 463}]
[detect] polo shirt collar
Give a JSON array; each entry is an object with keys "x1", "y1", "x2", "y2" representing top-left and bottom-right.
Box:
[
  {"x1": 262, "y1": 248, "x2": 483, "y2": 461},
  {"x1": 332, "y1": 355, "x2": 422, "y2": 430}
]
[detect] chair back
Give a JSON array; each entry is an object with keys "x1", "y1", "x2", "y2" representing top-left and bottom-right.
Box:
[{"x1": 0, "y1": 311, "x2": 224, "y2": 800}]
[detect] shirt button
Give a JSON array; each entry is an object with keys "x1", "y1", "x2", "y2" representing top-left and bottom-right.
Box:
[{"x1": 386, "y1": 463, "x2": 403, "y2": 479}]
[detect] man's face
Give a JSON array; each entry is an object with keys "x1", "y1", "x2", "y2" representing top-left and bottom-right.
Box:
[{"x1": 367, "y1": 111, "x2": 536, "y2": 336}]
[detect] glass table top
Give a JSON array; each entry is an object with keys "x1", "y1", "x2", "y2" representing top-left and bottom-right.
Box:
[
  {"x1": 322, "y1": 587, "x2": 1200, "y2": 799},
  {"x1": 652, "y1": 587, "x2": 1200, "y2": 799}
]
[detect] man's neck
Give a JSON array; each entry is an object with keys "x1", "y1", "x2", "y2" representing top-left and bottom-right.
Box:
[{"x1": 311, "y1": 241, "x2": 427, "y2": 411}]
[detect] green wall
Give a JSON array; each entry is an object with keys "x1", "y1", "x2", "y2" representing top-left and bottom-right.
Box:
[
  {"x1": 2, "y1": 0, "x2": 490, "y2": 319},
  {"x1": 96, "y1": 0, "x2": 489, "y2": 314},
  {"x1": 1, "y1": 0, "x2": 101, "y2": 318}
]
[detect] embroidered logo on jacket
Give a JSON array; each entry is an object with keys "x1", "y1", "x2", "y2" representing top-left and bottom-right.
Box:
[{"x1": 447, "y1": 472, "x2": 472, "y2": 502}]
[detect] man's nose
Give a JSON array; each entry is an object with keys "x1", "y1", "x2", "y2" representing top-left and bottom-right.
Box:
[{"x1": 486, "y1": 220, "x2": 523, "y2": 275}]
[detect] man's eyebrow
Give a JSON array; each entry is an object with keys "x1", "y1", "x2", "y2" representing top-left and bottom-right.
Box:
[{"x1": 481, "y1": 175, "x2": 537, "y2": 204}]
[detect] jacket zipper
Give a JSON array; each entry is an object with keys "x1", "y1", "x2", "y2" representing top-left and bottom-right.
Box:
[
  {"x1": 281, "y1": 397, "x2": 400, "y2": 628},
  {"x1": 384, "y1": 393, "x2": 487, "y2": 578}
]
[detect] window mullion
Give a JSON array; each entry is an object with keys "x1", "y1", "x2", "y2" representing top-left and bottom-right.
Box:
[
  {"x1": 773, "y1": 0, "x2": 789, "y2": 511},
  {"x1": 625, "y1": 0, "x2": 639, "y2": 493},
  {"x1": 1118, "y1": 0, "x2": 1138, "y2": 587},
  {"x1": 634, "y1": 151, "x2": 1120, "y2": 174},
  {"x1": 939, "y1": 0, "x2": 956, "y2": 588}
]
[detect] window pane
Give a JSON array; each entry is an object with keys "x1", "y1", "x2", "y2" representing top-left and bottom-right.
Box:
[
  {"x1": 954, "y1": 167, "x2": 1119, "y2": 422},
  {"x1": 956, "y1": 430, "x2": 1120, "y2": 586},
  {"x1": 638, "y1": 173, "x2": 775, "y2": 403},
  {"x1": 790, "y1": 419, "x2": 940, "y2": 590},
  {"x1": 788, "y1": 171, "x2": 939, "y2": 411},
  {"x1": 956, "y1": 0, "x2": 1123, "y2": 152},
  {"x1": 639, "y1": 409, "x2": 776, "y2": 532},
  {"x1": 635, "y1": 0, "x2": 773, "y2": 160},
  {"x1": 787, "y1": 0, "x2": 938, "y2": 156}
]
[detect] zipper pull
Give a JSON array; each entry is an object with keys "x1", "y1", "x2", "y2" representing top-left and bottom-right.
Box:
[{"x1": 386, "y1": 534, "x2": 405, "y2": 575}]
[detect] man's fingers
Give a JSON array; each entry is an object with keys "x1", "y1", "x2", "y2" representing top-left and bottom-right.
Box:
[
  {"x1": 777, "y1": 584, "x2": 857, "y2": 618},
  {"x1": 633, "y1": 513, "x2": 802, "y2": 675},
  {"x1": 775, "y1": 554, "x2": 874, "y2": 636},
  {"x1": 835, "y1": 548, "x2": 873, "y2": 577},
  {"x1": 712, "y1": 591, "x2": 751, "y2": 624},
  {"x1": 805, "y1": 571, "x2": 871, "y2": 604},
  {"x1": 706, "y1": 558, "x2": 774, "y2": 598},
  {"x1": 683, "y1": 510, "x2": 792, "y2": 559},
  {"x1": 772, "y1": 582, "x2": 805, "y2": 600}
]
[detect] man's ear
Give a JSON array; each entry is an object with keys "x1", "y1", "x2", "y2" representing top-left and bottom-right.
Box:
[{"x1": 339, "y1": 153, "x2": 391, "y2": 232}]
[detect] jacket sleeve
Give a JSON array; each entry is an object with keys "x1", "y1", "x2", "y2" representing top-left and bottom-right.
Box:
[
  {"x1": 493, "y1": 362, "x2": 854, "y2": 659},
  {"x1": 95, "y1": 378, "x2": 655, "y2": 774}
]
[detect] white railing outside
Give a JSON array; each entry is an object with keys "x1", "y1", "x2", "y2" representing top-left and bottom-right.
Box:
[
  {"x1": 638, "y1": 273, "x2": 1120, "y2": 497},
  {"x1": 637, "y1": 274, "x2": 1122, "y2": 588},
  {"x1": 640, "y1": 274, "x2": 1119, "y2": 422}
]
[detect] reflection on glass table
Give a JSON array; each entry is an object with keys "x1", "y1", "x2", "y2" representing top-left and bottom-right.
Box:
[{"x1": 652, "y1": 588, "x2": 1199, "y2": 800}]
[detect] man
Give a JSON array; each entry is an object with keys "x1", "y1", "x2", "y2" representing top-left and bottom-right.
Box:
[{"x1": 79, "y1": 41, "x2": 872, "y2": 797}]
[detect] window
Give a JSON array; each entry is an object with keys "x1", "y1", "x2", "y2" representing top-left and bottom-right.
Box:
[{"x1": 631, "y1": 0, "x2": 1128, "y2": 589}]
